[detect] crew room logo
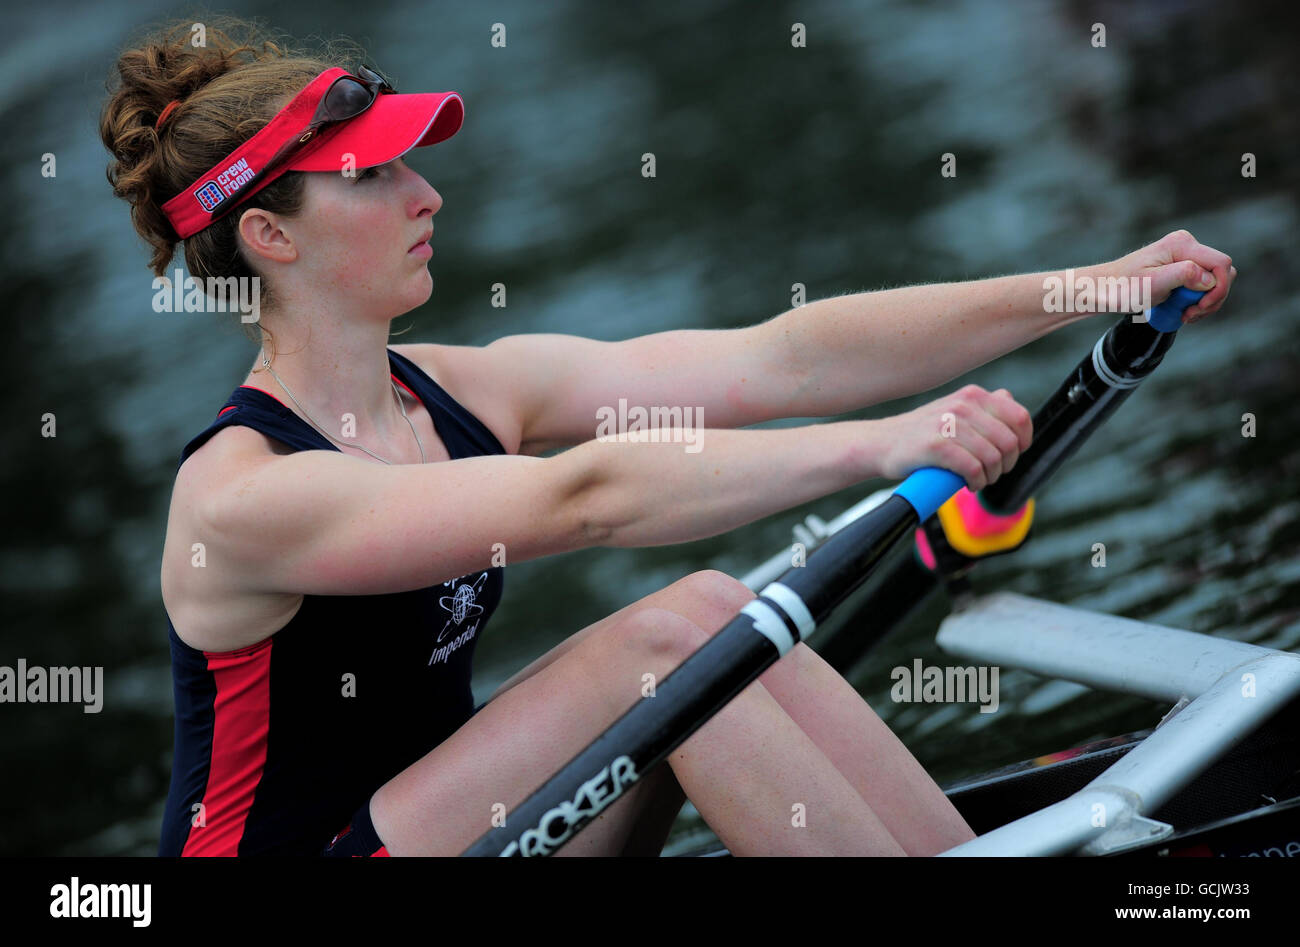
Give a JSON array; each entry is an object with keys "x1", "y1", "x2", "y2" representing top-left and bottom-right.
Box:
[
  {"x1": 191, "y1": 156, "x2": 257, "y2": 214},
  {"x1": 428, "y1": 572, "x2": 489, "y2": 666},
  {"x1": 193, "y1": 180, "x2": 225, "y2": 213}
]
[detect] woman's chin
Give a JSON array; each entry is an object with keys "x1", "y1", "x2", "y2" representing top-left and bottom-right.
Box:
[{"x1": 407, "y1": 269, "x2": 435, "y2": 305}]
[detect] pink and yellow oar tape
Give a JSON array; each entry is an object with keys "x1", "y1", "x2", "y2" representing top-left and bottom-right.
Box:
[{"x1": 915, "y1": 488, "x2": 1034, "y2": 568}]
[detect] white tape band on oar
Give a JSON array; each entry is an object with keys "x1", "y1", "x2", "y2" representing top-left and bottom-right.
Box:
[
  {"x1": 759, "y1": 582, "x2": 816, "y2": 640},
  {"x1": 740, "y1": 600, "x2": 796, "y2": 656},
  {"x1": 1092, "y1": 336, "x2": 1143, "y2": 390}
]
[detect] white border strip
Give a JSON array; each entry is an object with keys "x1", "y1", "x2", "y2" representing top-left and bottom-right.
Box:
[
  {"x1": 759, "y1": 582, "x2": 816, "y2": 639},
  {"x1": 1091, "y1": 336, "x2": 1142, "y2": 390},
  {"x1": 740, "y1": 600, "x2": 796, "y2": 656}
]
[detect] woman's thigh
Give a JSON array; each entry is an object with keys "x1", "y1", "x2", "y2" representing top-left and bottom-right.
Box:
[{"x1": 370, "y1": 606, "x2": 712, "y2": 856}]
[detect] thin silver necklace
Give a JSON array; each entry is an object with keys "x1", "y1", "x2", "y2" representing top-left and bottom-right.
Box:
[{"x1": 260, "y1": 350, "x2": 426, "y2": 465}]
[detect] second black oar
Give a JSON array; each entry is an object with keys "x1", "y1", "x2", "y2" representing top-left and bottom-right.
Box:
[{"x1": 820, "y1": 286, "x2": 1207, "y2": 671}]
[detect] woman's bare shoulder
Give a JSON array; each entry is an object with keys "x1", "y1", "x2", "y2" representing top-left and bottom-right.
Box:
[
  {"x1": 161, "y1": 424, "x2": 303, "y2": 652},
  {"x1": 171, "y1": 422, "x2": 295, "y2": 510}
]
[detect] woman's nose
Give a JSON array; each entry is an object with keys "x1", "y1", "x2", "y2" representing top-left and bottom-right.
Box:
[{"x1": 403, "y1": 164, "x2": 442, "y2": 214}]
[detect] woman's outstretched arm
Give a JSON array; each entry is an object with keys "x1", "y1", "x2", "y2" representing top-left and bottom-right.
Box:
[
  {"x1": 408, "y1": 231, "x2": 1233, "y2": 453},
  {"x1": 762, "y1": 229, "x2": 1234, "y2": 414}
]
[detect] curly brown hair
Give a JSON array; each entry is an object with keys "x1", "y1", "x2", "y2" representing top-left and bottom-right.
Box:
[{"x1": 99, "y1": 14, "x2": 366, "y2": 354}]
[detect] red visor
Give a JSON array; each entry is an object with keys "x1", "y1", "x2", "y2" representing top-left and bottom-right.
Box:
[{"x1": 160, "y1": 67, "x2": 464, "y2": 239}]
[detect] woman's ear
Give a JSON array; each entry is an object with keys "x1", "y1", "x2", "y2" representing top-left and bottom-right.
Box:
[{"x1": 237, "y1": 207, "x2": 298, "y2": 265}]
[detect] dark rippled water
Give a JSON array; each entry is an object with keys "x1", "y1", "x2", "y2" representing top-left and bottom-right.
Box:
[{"x1": 2, "y1": 0, "x2": 1297, "y2": 855}]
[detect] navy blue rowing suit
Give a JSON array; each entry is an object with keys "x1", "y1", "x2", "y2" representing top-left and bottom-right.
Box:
[{"x1": 158, "y1": 348, "x2": 507, "y2": 856}]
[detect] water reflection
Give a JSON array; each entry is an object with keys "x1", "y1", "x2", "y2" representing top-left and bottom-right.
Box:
[{"x1": 2, "y1": 0, "x2": 1296, "y2": 855}]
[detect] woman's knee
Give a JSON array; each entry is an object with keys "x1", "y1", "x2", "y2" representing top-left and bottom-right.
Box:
[
  {"x1": 666, "y1": 569, "x2": 756, "y2": 623},
  {"x1": 604, "y1": 606, "x2": 712, "y2": 668}
]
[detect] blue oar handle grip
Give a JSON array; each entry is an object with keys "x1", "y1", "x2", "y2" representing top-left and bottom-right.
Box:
[
  {"x1": 892, "y1": 467, "x2": 966, "y2": 521},
  {"x1": 1144, "y1": 286, "x2": 1207, "y2": 333}
]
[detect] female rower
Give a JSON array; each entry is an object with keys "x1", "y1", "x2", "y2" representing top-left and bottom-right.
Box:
[{"x1": 101, "y1": 18, "x2": 1235, "y2": 857}]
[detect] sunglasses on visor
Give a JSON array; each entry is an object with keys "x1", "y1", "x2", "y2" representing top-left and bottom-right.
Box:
[{"x1": 216, "y1": 64, "x2": 396, "y2": 221}]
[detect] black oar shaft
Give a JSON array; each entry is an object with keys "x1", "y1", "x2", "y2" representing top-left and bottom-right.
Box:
[
  {"x1": 815, "y1": 544, "x2": 940, "y2": 673},
  {"x1": 823, "y1": 294, "x2": 1202, "y2": 670},
  {"x1": 823, "y1": 314, "x2": 1189, "y2": 670},
  {"x1": 981, "y1": 316, "x2": 1176, "y2": 513}
]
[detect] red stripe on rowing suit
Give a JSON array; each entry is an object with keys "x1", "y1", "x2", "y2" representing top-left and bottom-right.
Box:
[
  {"x1": 237, "y1": 379, "x2": 424, "y2": 414},
  {"x1": 217, "y1": 405, "x2": 239, "y2": 417},
  {"x1": 181, "y1": 637, "x2": 273, "y2": 856},
  {"x1": 239, "y1": 380, "x2": 426, "y2": 415},
  {"x1": 237, "y1": 384, "x2": 290, "y2": 408},
  {"x1": 390, "y1": 374, "x2": 420, "y2": 403},
  {"x1": 328, "y1": 822, "x2": 391, "y2": 856}
]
